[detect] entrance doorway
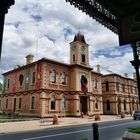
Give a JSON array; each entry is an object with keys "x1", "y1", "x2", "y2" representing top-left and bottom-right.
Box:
[{"x1": 80, "y1": 96, "x2": 87, "y2": 115}]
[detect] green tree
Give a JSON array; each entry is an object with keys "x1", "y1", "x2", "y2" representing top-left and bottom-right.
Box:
[{"x1": 0, "y1": 82, "x2": 3, "y2": 93}]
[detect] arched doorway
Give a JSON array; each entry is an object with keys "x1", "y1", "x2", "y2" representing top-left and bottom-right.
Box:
[
  {"x1": 80, "y1": 96, "x2": 87, "y2": 115},
  {"x1": 117, "y1": 98, "x2": 121, "y2": 114}
]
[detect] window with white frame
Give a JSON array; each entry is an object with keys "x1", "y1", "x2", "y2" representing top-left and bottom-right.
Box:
[
  {"x1": 116, "y1": 82, "x2": 119, "y2": 91},
  {"x1": 61, "y1": 96, "x2": 65, "y2": 111},
  {"x1": 19, "y1": 74, "x2": 24, "y2": 87},
  {"x1": 50, "y1": 70, "x2": 56, "y2": 83},
  {"x1": 50, "y1": 96, "x2": 55, "y2": 110},
  {"x1": 93, "y1": 79, "x2": 98, "y2": 89},
  {"x1": 107, "y1": 100, "x2": 110, "y2": 111},
  {"x1": 32, "y1": 72, "x2": 36, "y2": 84},
  {"x1": 95, "y1": 98, "x2": 98, "y2": 109},
  {"x1": 105, "y1": 81, "x2": 109, "y2": 91},
  {"x1": 31, "y1": 96, "x2": 35, "y2": 110},
  {"x1": 18, "y1": 98, "x2": 22, "y2": 109},
  {"x1": 122, "y1": 84, "x2": 125, "y2": 92},
  {"x1": 61, "y1": 72, "x2": 66, "y2": 85},
  {"x1": 124, "y1": 99, "x2": 126, "y2": 110},
  {"x1": 7, "y1": 79, "x2": 10, "y2": 88},
  {"x1": 6, "y1": 99, "x2": 8, "y2": 109}
]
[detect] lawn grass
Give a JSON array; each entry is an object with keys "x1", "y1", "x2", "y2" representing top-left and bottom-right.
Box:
[
  {"x1": 128, "y1": 127, "x2": 140, "y2": 134},
  {"x1": 0, "y1": 114, "x2": 19, "y2": 120},
  {"x1": 0, "y1": 116, "x2": 11, "y2": 119}
]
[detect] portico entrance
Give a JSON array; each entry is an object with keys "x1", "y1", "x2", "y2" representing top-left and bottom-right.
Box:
[{"x1": 80, "y1": 96, "x2": 88, "y2": 115}]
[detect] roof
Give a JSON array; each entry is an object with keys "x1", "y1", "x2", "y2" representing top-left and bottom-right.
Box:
[
  {"x1": 73, "y1": 32, "x2": 86, "y2": 43},
  {"x1": 102, "y1": 73, "x2": 136, "y2": 81},
  {"x1": 2, "y1": 57, "x2": 93, "y2": 75}
]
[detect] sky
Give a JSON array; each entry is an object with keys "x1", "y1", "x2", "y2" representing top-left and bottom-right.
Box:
[{"x1": 0, "y1": 0, "x2": 135, "y2": 83}]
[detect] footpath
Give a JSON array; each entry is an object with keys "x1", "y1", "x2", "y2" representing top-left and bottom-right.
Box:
[{"x1": 0, "y1": 115, "x2": 132, "y2": 134}]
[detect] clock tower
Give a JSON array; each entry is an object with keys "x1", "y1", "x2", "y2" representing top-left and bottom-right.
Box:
[{"x1": 70, "y1": 32, "x2": 90, "y2": 67}]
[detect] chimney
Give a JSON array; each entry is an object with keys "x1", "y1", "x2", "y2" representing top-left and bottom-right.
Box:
[
  {"x1": 97, "y1": 64, "x2": 100, "y2": 73},
  {"x1": 26, "y1": 54, "x2": 34, "y2": 64},
  {"x1": 133, "y1": 72, "x2": 136, "y2": 80},
  {"x1": 124, "y1": 73, "x2": 128, "y2": 78}
]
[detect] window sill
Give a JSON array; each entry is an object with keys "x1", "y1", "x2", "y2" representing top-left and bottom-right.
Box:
[
  {"x1": 80, "y1": 62, "x2": 86, "y2": 65},
  {"x1": 60, "y1": 84, "x2": 67, "y2": 86},
  {"x1": 30, "y1": 84, "x2": 35, "y2": 86},
  {"x1": 49, "y1": 110, "x2": 57, "y2": 113},
  {"x1": 49, "y1": 82, "x2": 57, "y2": 85},
  {"x1": 30, "y1": 109, "x2": 35, "y2": 111}
]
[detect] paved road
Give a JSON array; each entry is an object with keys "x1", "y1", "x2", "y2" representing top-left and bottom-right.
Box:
[{"x1": 1, "y1": 119, "x2": 140, "y2": 140}]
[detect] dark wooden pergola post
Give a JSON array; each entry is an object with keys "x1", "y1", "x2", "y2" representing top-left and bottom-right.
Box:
[
  {"x1": 130, "y1": 43, "x2": 140, "y2": 102},
  {"x1": 0, "y1": 0, "x2": 15, "y2": 61}
]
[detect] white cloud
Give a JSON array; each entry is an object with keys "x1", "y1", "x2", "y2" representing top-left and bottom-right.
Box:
[{"x1": 0, "y1": 0, "x2": 135, "y2": 83}]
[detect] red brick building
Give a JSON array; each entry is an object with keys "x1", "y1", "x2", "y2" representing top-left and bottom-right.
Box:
[
  {"x1": 0, "y1": 33, "x2": 103, "y2": 117},
  {"x1": 102, "y1": 74, "x2": 139, "y2": 115}
]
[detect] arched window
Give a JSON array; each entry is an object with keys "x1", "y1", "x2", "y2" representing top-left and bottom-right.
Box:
[
  {"x1": 50, "y1": 70, "x2": 56, "y2": 83},
  {"x1": 105, "y1": 81, "x2": 109, "y2": 91},
  {"x1": 31, "y1": 96, "x2": 35, "y2": 110},
  {"x1": 6, "y1": 99, "x2": 8, "y2": 109},
  {"x1": 130, "y1": 86, "x2": 133, "y2": 93},
  {"x1": 18, "y1": 98, "x2": 22, "y2": 109},
  {"x1": 93, "y1": 79, "x2": 98, "y2": 89},
  {"x1": 122, "y1": 84, "x2": 125, "y2": 92},
  {"x1": 107, "y1": 100, "x2": 110, "y2": 111},
  {"x1": 124, "y1": 100, "x2": 126, "y2": 110},
  {"x1": 51, "y1": 96, "x2": 55, "y2": 110},
  {"x1": 32, "y1": 72, "x2": 36, "y2": 84},
  {"x1": 116, "y1": 82, "x2": 119, "y2": 91},
  {"x1": 19, "y1": 74, "x2": 24, "y2": 86},
  {"x1": 61, "y1": 96, "x2": 65, "y2": 111},
  {"x1": 81, "y1": 74, "x2": 88, "y2": 93},
  {"x1": 95, "y1": 98, "x2": 98, "y2": 109},
  {"x1": 73, "y1": 55, "x2": 75, "y2": 61},
  {"x1": 7, "y1": 79, "x2": 10, "y2": 88},
  {"x1": 61, "y1": 72, "x2": 66, "y2": 85}
]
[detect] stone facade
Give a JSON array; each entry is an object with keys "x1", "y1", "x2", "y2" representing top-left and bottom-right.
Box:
[
  {"x1": 0, "y1": 33, "x2": 103, "y2": 117},
  {"x1": 102, "y1": 74, "x2": 139, "y2": 115},
  {"x1": 0, "y1": 33, "x2": 139, "y2": 117}
]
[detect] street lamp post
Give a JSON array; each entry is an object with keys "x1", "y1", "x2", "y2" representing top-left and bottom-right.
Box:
[
  {"x1": 0, "y1": 0, "x2": 15, "y2": 61},
  {"x1": 130, "y1": 43, "x2": 140, "y2": 103}
]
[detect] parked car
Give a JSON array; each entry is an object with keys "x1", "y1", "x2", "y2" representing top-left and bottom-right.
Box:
[{"x1": 133, "y1": 111, "x2": 140, "y2": 120}]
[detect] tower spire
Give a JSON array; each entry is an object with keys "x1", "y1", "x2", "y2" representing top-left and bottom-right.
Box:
[{"x1": 73, "y1": 32, "x2": 86, "y2": 43}]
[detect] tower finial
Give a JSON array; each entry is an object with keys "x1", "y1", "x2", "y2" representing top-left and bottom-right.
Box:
[{"x1": 73, "y1": 31, "x2": 86, "y2": 43}]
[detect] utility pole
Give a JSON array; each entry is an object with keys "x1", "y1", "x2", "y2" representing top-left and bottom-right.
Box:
[{"x1": 0, "y1": 0, "x2": 15, "y2": 61}]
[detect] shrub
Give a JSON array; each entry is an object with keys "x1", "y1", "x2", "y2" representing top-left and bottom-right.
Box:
[
  {"x1": 80, "y1": 137, "x2": 88, "y2": 140},
  {"x1": 128, "y1": 127, "x2": 140, "y2": 134}
]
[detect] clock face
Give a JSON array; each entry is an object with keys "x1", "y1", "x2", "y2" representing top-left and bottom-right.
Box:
[{"x1": 81, "y1": 46, "x2": 85, "y2": 51}]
